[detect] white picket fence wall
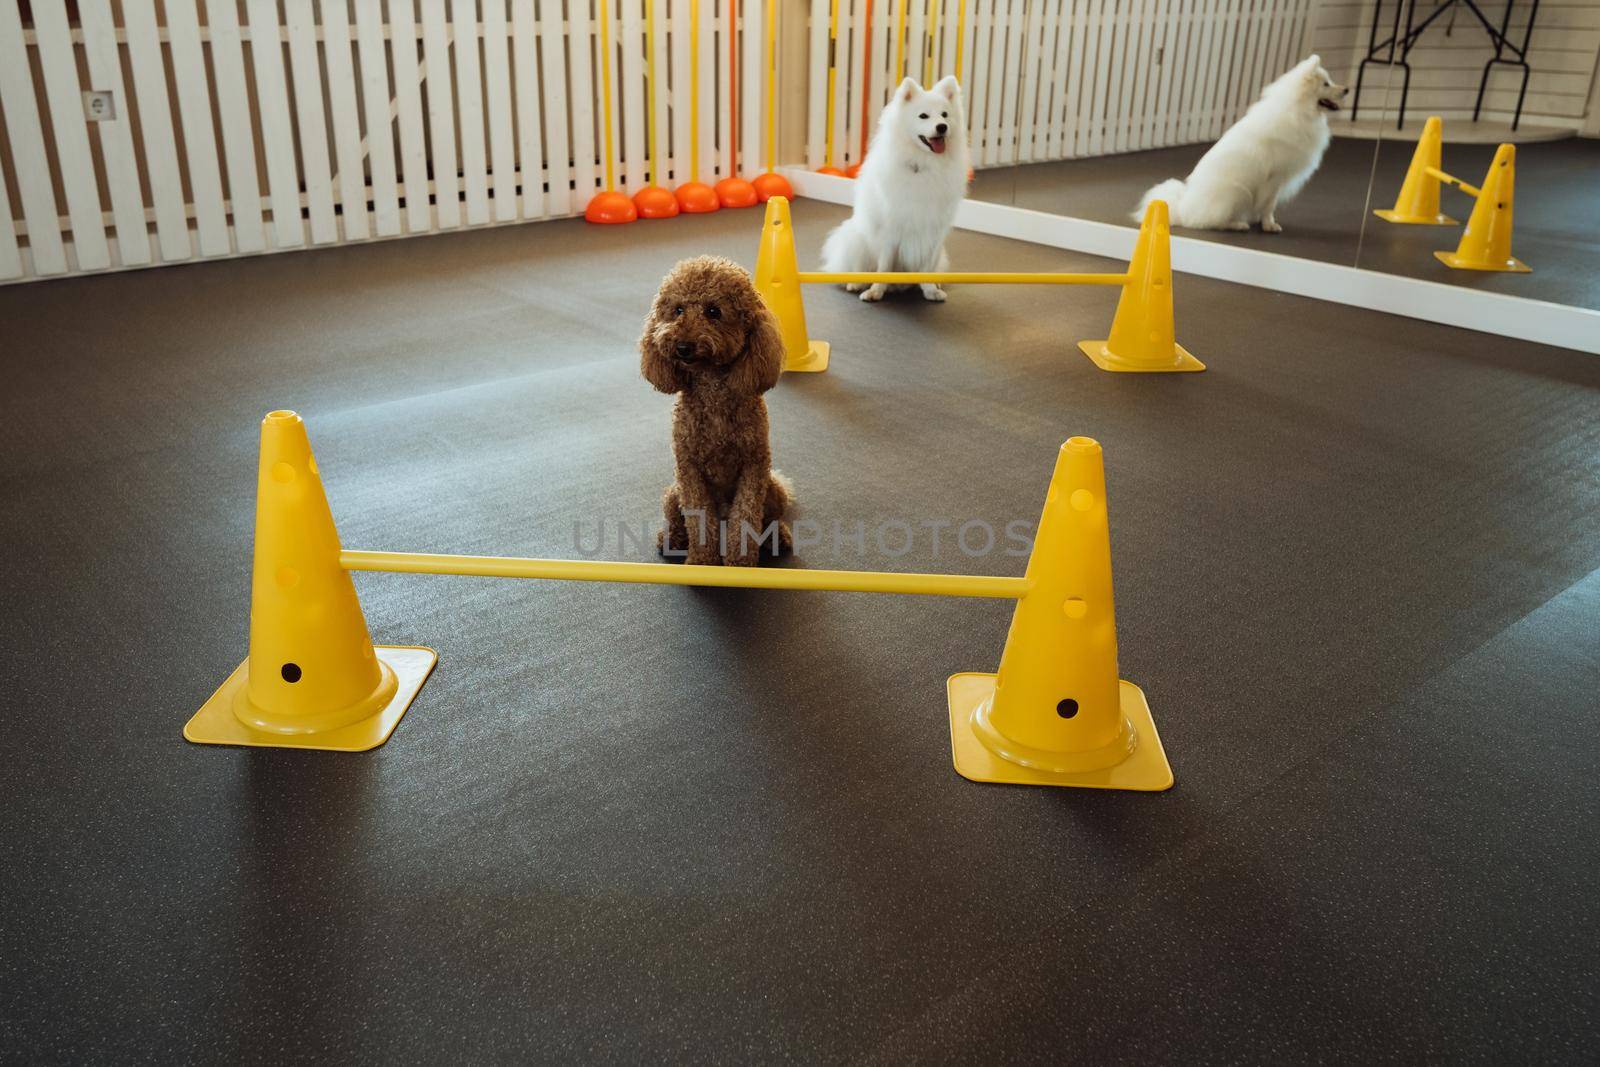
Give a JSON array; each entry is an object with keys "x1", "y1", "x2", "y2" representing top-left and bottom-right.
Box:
[
  {"x1": 805, "y1": 0, "x2": 1319, "y2": 171},
  {"x1": 0, "y1": 1, "x2": 776, "y2": 284}
]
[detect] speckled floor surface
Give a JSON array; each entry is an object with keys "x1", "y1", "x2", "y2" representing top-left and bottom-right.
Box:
[
  {"x1": 971, "y1": 135, "x2": 1600, "y2": 310},
  {"x1": 2, "y1": 200, "x2": 1598, "y2": 1061}
]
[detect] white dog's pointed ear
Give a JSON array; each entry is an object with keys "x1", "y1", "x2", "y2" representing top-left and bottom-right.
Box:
[
  {"x1": 897, "y1": 77, "x2": 920, "y2": 103},
  {"x1": 932, "y1": 75, "x2": 961, "y2": 100}
]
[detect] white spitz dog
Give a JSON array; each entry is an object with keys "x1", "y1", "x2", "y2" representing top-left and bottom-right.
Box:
[
  {"x1": 821, "y1": 76, "x2": 971, "y2": 302},
  {"x1": 1136, "y1": 56, "x2": 1348, "y2": 232}
]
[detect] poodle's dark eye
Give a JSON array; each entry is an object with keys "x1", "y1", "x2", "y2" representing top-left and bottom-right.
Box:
[
  {"x1": 673, "y1": 305, "x2": 684, "y2": 317},
  {"x1": 704, "y1": 304, "x2": 721, "y2": 320},
  {"x1": 919, "y1": 113, "x2": 929, "y2": 120}
]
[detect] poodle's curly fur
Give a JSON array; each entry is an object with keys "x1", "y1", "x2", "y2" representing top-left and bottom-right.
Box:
[{"x1": 640, "y1": 256, "x2": 792, "y2": 566}]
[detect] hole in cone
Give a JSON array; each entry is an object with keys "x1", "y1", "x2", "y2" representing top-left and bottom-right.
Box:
[
  {"x1": 1056, "y1": 699, "x2": 1079, "y2": 719},
  {"x1": 281, "y1": 663, "x2": 302, "y2": 683}
]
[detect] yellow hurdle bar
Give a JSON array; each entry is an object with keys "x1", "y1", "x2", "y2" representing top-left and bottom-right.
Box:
[
  {"x1": 341, "y1": 549, "x2": 1030, "y2": 600},
  {"x1": 797, "y1": 271, "x2": 1130, "y2": 286},
  {"x1": 1424, "y1": 166, "x2": 1482, "y2": 198}
]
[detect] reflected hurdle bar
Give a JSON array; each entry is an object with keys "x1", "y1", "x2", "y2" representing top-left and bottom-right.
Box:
[
  {"x1": 754, "y1": 195, "x2": 1204, "y2": 374},
  {"x1": 185, "y1": 411, "x2": 1174, "y2": 792}
]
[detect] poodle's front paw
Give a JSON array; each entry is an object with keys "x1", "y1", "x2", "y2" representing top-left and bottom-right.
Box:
[
  {"x1": 1225, "y1": 220, "x2": 1250, "y2": 232},
  {"x1": 844, "y1": 282, "x2": 866, "y2": 293},
  {"x1": 1261, "y1": 218, "x2": 1283, "y2": 234},
  {"x1": 921, "y1": 284, "x2": 947, "y2": 302},
  {"x1": 860, "y1": 285, "x2": 887, "y2": 302}
]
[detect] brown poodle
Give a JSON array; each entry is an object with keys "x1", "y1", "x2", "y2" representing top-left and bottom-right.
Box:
[{"x1": 640, "y1": 255, "x2": 792, "y2": 566}]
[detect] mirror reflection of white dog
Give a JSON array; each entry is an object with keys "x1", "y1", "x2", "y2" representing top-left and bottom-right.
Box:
[
  {"x1": 1136, "y1": 56, "x2": 1349, "y2": 233},
  {"x1": 821, "y1": 76, "x2": 971, "y2": 302}
]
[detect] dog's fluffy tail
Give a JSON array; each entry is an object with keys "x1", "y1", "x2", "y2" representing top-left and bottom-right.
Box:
[
  {"x1": 1134, "y1": 178, "x2": 1187, "y2": 224},
  {"x1": 771, "y1": 469, "x2": 795, "y2": 505},
  {"x1": 819, "y1": 221, "x2": 869, "y2": 280}
]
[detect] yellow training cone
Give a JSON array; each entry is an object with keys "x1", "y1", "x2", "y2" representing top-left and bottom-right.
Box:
[
  {"x1": 1375, "y1": 116, "x2": 1458, "y2": 225},
  {"x1": 1434, "y1": 144, "x2": 1531, "y2": 273},
  {"x1": 185, "y1": 411, "x2": 435, "y2": 750},
  {"x1": 947, "y1": 437, "x2": 1172, "y2": 790},
  {"x1": 754, "y1": 196, "x2": 830, "y2": 372},
  {"x1": 1078, "y1": 200, "x2": 1204, "y2": 373}
]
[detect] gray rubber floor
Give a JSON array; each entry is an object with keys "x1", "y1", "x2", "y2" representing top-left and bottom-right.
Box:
[
  {"x1": 972, "y1": 135, "x2": 1600, "y2": 310},
  {"x1": 3, "y1": 200, "x2": 1598, "y2": 1062}
]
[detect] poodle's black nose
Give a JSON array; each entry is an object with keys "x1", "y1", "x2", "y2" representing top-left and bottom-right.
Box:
[
  {"x1": 935, "y1": 123, "x2": 948, "y2": 135},
  {"x1": 674, "y1": 341, "x2": 694, "y2": 359}
]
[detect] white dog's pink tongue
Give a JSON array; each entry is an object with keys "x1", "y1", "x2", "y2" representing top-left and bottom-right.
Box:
[{"x1": 927, "y1": 136, "x2": 947, "y2": 154}]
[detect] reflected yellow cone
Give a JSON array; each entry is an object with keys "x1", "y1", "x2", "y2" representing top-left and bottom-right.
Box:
[
  {"x1": 1434, "y1": 144, "x2": 1531, "y2": 273},
  {"x1": 947, "y1": 437, "x2": 1173, "y2": 790},
  {"x1": 1078, "y1": 200, "x2": 1204, "y2": 373},
  {"x1": 1375, "y1": 116, "x2": 1458, "y2": 226},
  {"x1": 754, "y1": 196, "x2": 829, "y2": 372},
  {"x1": 184, "y1": 410, "x2": 434, "y2": 751}
]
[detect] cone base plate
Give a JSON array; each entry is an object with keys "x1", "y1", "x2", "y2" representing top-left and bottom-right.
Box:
[
  {"x1": 784, "y1": 340, "x2": 830, "y2": 373},
  {"x1": 1077, "y1": 340, "x2": 1205, "y2": 373},
  {"x1": 1433, "y1": 250, "x2": 1531, "y2": 273},
  {"x1": 1374, "y1": 209, "x2": 1458, "y2": 225},
  {"x1": 946, "y1": 674, "x2": 1173, "y2": 790},
  {"x1": 184, "y1": 646, "x2": 436, "y2": 752}
]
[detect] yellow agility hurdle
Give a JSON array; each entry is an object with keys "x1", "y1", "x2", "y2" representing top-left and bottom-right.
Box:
[
  {"x1": 1374, "y1": 116, "x2": 1530, "y2": 273},
  {"x1": 185, "y1": 411, "x2": 1174, "y2": 792},
  {"x1": 754, "y1": 196, "x2": 1204, "y2": 374}
]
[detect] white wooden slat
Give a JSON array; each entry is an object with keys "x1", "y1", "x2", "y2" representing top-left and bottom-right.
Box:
[
  {"x1": 827, "y1": 1, "x2": 848, "y2": 174},
  {"x1": 1131, "y1": 0, "x2": 1161, "y2": 150},
  {"x1": 940, "y1": 0, "x2": 960, "y2": 83},
  {"x1": 120, "y1": 1, "x2": 189, "y2": 260},
  {"x1": 841, "y1": 0, "x2": 865, "y2": 167},
  {"x1": 420, "y1": 0, "x2": 463, "y2": 227},
  {"x1": 1106, "y1": 0, "x2": 1131, "y2": 152},
  {"x1": 163, "y1": 0, "x2": 229, "y2": 256},
  {"x1": 1015, "y1": 0, "x2": 1043, "y2": 163},
  {"x1": 1087, "y1": 0, "x2": 1114, "y2": 156},
  {"x1": 908, "y1": 0, "x2": 926, "y2": 89},
  {"x1": 868, "y1": 0, "x2": 890, "y2": 131},
  {"x1": 199, "y1": 0, "x2": 265, "y2": 254},
  {"x1": 0, "y1": 0, "x2": 61, "y2": 275},
  {"x1": 1074, "y1": 0, "x2": 1099, "y2": 156},
  {"x1": 511, "y1": 0, "x2": 547, "y2": 217},
  {"x1": 963, "y1": 1, "x2": 987, "y2": 153},
  {"x1": 742, "y1": 0, "x2": 763, "y2": 176},
  {"x1": 620, "y1": 0, "x2": 647, "y2": 191},
  {"x1": 1230, "y1": 0, "x2": 1265, "y2": 124},
  {"x1": 0, "y1": 155, "x2": 20, "y2": 278},
  {"x1": 482, "y1": 0, "x2": 517, "y2": 221},
  {"x1": 981, "y1": 0, "x2": 1007, "y2": 166},
  {"x1": 1061, "y1": 0, "x2": 1088, "y2": 157},
  {"x1": 807, "y1": 0, "x2": 828, "y2": 168},
  {"x1": 567, "y1": 0, "x2": 598, "y2": 200},
  {"x1": 246, "y1": 0, "x2": 306, "y2": 248},
  {"x1": 1034, "y1": 0, "x2": 1062, "y2": 160},
  {"x1": 656, "y1": 0, "x2": 681, "y2": 181},
  {"x1": 1112, "y1": 0, "x2": 1140, "y2": 153},
  {"x1": 321, "y1": 0, "x2": 372, "y2": 241},
  {"x1": 996, "y1": 0, "x2": 1025, "y2": 165},
  {"x1": 450, "y1": 0, "x2": 491, "y2": 223},
  {"x1": 1196, "y1": 0, "x2": 1228, "y2": 141},
  {"x1": 284, "y1": 0, "x2": 338, "y2": 243},
  {"x1": 355, "y1": 0, "x2": 404, "y2": 236},
  {"x1": 388, "y1": 0, "x2": 433, "y2": 232},
  {"x1": 1160, "y1": 0, "x2": 1190, "y2": 145},
  {"x1": 539, "y1": 0, "x2": 574, "y2": 212},
  {"x1": 1151, "y1": 0, "x2": 1181, "y2": 148},
  {"x1": 669, "y1": 0, "x2": 693, "y2": 183},
  {"x1": 30, "y1": 1, "x2": 111, "y2": 269},
  {"x1": 1178, "y1": 0, "x2": 1209, "y2": 143},
  {"x1": 1208, "y1": 0, "x2": 1243, "y2": 137},
  {"x1": 79, "y1": 0, "x2": 153, "y2": 266}
]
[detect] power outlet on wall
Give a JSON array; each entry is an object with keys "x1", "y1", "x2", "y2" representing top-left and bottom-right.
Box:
[{"x1": 83, "y1": 90, "x2": 116, "y2": 122}]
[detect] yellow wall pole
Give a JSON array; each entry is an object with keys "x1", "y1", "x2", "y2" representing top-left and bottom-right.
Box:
[
  {"x1": 955, "y1": 0, "x2": 966, "y2": 83},
  {"x1": 598, "y1": 0, "x2": 618, "y2": 192},
  {"x1": 925, "y1": 0, "x2": 941, "y2": 84},
  {"x1": 824, "y1": 0, "x2": 840, "y2": 169},
  {"x1": 342, "y1": 550, "x2": 1029, "y2": 600},
  {"x1": 690, "y1": 0, "x2": 702, "y2": 181},
  {"x1": 895, "y1": 0, "x2": 908, "y2": 81},
  {"x1": 766, "y1": 0, "x2": 779, "y2": 171},
  {"x1": 799, "y1": 271, "x2": 1129, "y2": 285}
]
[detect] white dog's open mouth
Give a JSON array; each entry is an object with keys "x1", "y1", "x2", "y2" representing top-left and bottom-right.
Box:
[
  {"x1": 1317, "y1": 98, "x2": 1342, "y2": 112},
  {"x1": 919, "y1": 134, "x2": 948, "y2": 154}
]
